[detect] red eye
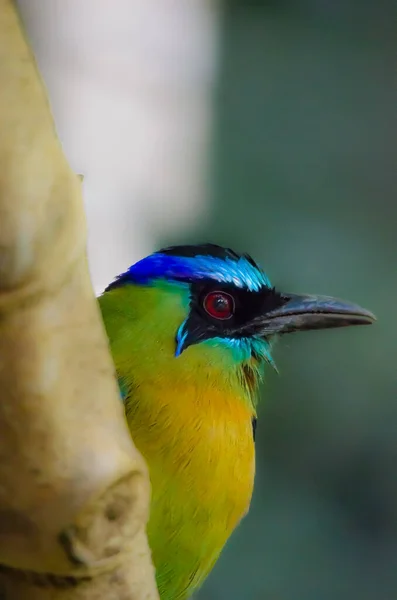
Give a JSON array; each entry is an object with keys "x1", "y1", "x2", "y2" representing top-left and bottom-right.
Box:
[{"x1": 203, "y1": 291, "x2": 235, "y2": 320}]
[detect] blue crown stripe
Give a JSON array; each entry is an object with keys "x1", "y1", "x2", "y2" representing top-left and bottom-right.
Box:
[{"x1": 118, "y1": 253, "x2": 271, "y2": 291}]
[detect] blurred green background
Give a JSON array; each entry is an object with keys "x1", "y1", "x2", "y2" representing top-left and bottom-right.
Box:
[{"x1": 158, "y1": 1, "x2": 396, "y2": 599}]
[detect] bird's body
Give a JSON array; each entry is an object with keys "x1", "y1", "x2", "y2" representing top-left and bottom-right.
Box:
[
  {"x1": 99, "y1": 244, "x2": 374, "y2": 600},
  {"x1": 100, "y1": 282, "x2": 255, "y2": 598}
]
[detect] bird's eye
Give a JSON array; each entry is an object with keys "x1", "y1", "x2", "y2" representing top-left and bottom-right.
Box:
[{"x1": 203, "y1": 291, "x2": 235, "y2": 320}]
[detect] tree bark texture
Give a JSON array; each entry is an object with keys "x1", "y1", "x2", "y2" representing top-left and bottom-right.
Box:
[{"x1": 0, "y1": 1, "x2": 159, "y2": 598}]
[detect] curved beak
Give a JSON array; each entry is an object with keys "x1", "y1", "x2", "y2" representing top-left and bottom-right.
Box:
[{"x1": 257, "y1": 293, "x2": 376, "y2": 336}]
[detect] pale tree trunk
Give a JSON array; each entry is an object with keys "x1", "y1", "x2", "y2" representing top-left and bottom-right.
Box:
[
  {"x1": 0, "y1": 1, "x2": 159, "y2": 598},
  {"x1": 15, "y1": 0, "x2": 221, "y2": 294}
]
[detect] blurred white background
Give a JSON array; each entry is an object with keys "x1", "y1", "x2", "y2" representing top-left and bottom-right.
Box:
[{"x1": 16, "y1": 0, "x2": 220, "y2": 293}]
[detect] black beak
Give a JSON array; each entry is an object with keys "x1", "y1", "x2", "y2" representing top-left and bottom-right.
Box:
[{"x1": 257, "y1": 293, "x2": 376, "y2": 336}]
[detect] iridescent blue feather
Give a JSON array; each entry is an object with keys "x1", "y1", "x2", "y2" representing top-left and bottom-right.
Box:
[{"x1": 107, "y1": 252, "x2": 271, "y2": 292}]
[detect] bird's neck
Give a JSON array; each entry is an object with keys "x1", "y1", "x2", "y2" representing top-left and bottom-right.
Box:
[{"x1": 99, "y1": 284, "x2": 262, "y2": 412}]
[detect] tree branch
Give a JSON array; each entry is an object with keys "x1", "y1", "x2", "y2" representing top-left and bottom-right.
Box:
[{"x1": 0, "y1": 1, "x2": 158, "y2": 598}]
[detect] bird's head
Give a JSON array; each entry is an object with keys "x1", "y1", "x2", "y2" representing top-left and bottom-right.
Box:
[{"x1": 103, "y1": 244, "x2": 375, "y2": 379}]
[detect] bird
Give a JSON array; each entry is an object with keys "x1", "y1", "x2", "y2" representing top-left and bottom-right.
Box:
[{"x1": 98, "y1": 243, "x2": 375, "y2": 600}]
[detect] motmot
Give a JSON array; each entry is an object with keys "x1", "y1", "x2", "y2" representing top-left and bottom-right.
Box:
[{"x1": 99, "y1": 243, "x2": 375, "y2": 600}]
